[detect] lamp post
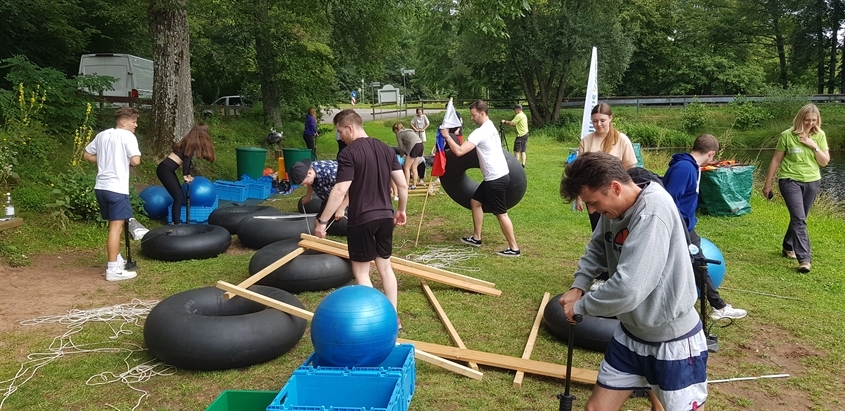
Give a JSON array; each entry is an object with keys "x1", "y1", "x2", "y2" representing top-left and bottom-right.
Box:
[{"x1": 401, "y1": 68, "x2": 415, "y2": 108}]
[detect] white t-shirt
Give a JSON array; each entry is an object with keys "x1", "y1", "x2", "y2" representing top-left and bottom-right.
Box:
[
  {"x1": 467, "y1": 120, "x2": 509, "y2": 181},
  {"x1": 85, "y1": 128, "x2": 141, "y2": 195}
]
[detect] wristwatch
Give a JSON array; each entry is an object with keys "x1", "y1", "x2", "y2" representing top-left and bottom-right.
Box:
[
  {"x1": 813, "y1": 147, "x2": 820, "y2": 152},
  {"x1": 316, "y1": 216, "x2": 329, "y2": 225}
]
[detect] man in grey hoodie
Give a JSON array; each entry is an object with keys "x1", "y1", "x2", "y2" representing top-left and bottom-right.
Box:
[{"x1": 559, "y1": 152, "x2": 708, "y2": 411}]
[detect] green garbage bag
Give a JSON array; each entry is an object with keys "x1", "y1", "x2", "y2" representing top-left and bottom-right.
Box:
[{"x1": 698, "y1": 165, "x2": 755, "y2": 216}]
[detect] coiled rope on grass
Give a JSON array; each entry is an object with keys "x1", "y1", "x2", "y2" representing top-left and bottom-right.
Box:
[
  {"x1": 0, "y1": 299, "x2": 174, "y2": 411},
  {"x1": 402, "y1": 245, "x2": 482, "y2": 272}
]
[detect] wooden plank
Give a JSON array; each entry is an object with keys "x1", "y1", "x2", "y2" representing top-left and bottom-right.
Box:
[
  {"x1": 421, "y1": 282, "x2": 478, "y2": 371},
  {"x1": 397, "y1": 338, "x2": 598, "y2": 384},
  {"x1": 0, "y1": 218, "x2": 23, "y2": 232},
  {"x1": 513, "y1": 292, "x2": 551, "y2": 388},
  {"x1": 415, "y1": 348, "x2": 483, "y2": 380},
  {"x1": 224, "y1": 248, "x2": 305, "y2": 299},
  {"x1": 300, "y1": 234, "x2": 496, "y2": 288},
  {"x1": 216, "y1": 280, "x2": 314, "y2": 321},
  {"x1": 300, "y1": 240, "x2": 501, "y2": 296}
]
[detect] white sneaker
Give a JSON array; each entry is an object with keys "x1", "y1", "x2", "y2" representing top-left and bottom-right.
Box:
[
  {"x1": 116, "y1": 255, "x2": 126, "y2": 270},
  {"x1": 106, "y1": 268, "x2": 137, "y2": 282},
  {"x1": 710, "y1": 304, "x2": 747, "y2": 320},
  {"x1": 589, "y1": 280, "x2": 606, "y2": 291}
]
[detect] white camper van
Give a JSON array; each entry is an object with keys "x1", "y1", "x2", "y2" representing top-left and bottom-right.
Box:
[{"x1": 78, "y1": 54, "x2": 153, "y2": 101}]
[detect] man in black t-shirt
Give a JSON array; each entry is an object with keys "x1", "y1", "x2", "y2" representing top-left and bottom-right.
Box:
[{"x1": 315, "y1": 109, "x2": 408, "y2": 319}]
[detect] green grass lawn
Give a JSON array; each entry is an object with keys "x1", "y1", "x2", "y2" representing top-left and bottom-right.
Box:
[{"x1": 1, "y1": 113, "x2": 844, "y2": 410}]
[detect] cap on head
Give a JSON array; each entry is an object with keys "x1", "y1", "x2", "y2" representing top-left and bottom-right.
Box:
[{"x1": 289, "y1": 160, "x2": 312, "y2": 184}]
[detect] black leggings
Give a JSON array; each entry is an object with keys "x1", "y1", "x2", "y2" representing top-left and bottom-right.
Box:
[
  {"x1": 303, "y1": 133, "x2": 317, "y2": 157},
  {"x1": 156, "y1": 158, "x2": 184, "y2": 224}
]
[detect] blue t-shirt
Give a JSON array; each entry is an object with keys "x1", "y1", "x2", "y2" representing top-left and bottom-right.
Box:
[{"x1": 311, "y1": 160, "x2": 338, "y2": 201}]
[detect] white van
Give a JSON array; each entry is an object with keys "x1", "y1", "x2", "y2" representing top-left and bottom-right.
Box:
[{"x1": 78, "y1": 53, "x2": 153, "y2": 102}]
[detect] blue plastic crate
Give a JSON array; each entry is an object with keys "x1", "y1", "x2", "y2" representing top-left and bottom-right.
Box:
[
  {"x1": 214, "y1": 181, "x2": 249, "y2": 202},
  {"x1": 266, "y1": 374, "x2": 402, "y2": 411},
  {"x1": 246, "y1": 180, "x2": 271, "y2": 200},
  {"x1": 295, "y1": 344, "x2": 415, "y2": 411},
  {"x1": 168, "y1": 198, "x2": 218, "y2": 224}
]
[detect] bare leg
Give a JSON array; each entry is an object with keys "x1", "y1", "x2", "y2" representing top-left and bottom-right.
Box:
[
  {"x1": 470, "y1": 198, "x2": 484, "y2": 240},
  {"x1": 495, "y1": 213, "x2": 518, "y2": 250},
  {"x1": 521, "y1": 151, "x2": 526, "y2": 166},
  {"x1": 410, "y1": 157, "x2": 421, "y2": 187},
  {"x1": 403, "y1": 161, "x2": 413, "y2": 187},
  {"x1": 351, "y1": 261, "x2": 372, "y2": 287},
  {"x1": 373, "y1": 257, "x2": 398, "y2": 311},
  {"x1": 107, "y1": 220, "x2": 123, "y2": 262},
  {"x1": 584, "y1": 386, "x2": 633, "y2": 411},
  {"x1": 648, "y1": 390, "x2": 665, "y2": 411}
]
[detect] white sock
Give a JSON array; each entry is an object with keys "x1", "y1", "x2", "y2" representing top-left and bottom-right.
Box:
[{"x1": 107, "y1": 261, "x2": 119, "y2": 271}]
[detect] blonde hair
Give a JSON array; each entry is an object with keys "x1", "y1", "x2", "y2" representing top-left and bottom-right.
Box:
[
  {"x1": 792, "y1": 103, "x2": 822, "y2": 135},
  {"x1": 591, "y1": 102, "x2": 619, "y2": 153}
]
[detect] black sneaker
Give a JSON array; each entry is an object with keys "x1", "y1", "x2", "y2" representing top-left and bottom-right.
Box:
[
  {"x1": 496, "y1": 248, "x2": 521, "y2": 257},
  {"x1": 461, "y1": 236, "x2": 482, "y2": 247}
]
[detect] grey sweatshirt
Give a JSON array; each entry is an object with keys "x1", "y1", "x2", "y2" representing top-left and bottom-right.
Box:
[{"x1": 571, "y1": 183, "x2": 700, "y2": 342}]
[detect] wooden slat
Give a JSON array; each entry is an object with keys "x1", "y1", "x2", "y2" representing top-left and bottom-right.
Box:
[
  {"x1": 224, "y1": 247, "x2": 305, "y2": 299},
  {"x1": 0, "y1": 218, "x2": 23, "y2": 232},
  {"x1": 397, "y1": 338, "x2": 598, "y2": 384},
  {"x1": 421, "y1": 282, "x2": 479, "y2": 370},
  {"x1": 216, "y1": 280, "x2": 314, "y2": 321},
  {"x1": 300, "y1": 234, "x2": 496, "y2": 288},
  {"x1": 513, "y1": 292, "x2": 551, "y2": 388},
  {"x1": 300, "y1": 240, "x2": 501, "y2": 296},
  {"x1": 414, "y1": 348, "x2": 483, "y2": 380}
]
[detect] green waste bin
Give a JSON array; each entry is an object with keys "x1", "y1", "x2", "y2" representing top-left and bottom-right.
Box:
[
  {"x1": 281, "y1": 148, "x2": 314, "y2": 176},
  {"x1": 235, "y1": 147, "x2": 267, "y2": 180},
  {"x1": 699, "y1": 165, "x2": 755, "y2": 216}
]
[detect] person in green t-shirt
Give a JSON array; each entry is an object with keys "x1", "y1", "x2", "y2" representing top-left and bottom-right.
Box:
[
  {"x1": 763, "y1": 103, "x2": 831, "y2": 274},
  {"x1": 502, "y1": 104, "x2": 529, "y2": 167}
]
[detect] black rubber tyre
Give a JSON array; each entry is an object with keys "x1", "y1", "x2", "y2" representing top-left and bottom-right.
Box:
[
  {"x1": 141, "y1": 224, "x2": 232, "y2": 261},
  {"x1": 144, "y1": 285, "x2": 307, "y2": 370},
  {"x1": 543, "y1": 293, "x2": 620, "y2": 353},
  {"x1": 440, "y1": 149, "x2": 527, "y2": 211},
  {"x1": 208, "y1": 206, "x2": 284, "y2": 234},
  {"x1": 297, "y1": 196, "x2": 323, "y2": 214},
  {"x1": 249, "y1": 238, "x2": 353, "y2": 293}
]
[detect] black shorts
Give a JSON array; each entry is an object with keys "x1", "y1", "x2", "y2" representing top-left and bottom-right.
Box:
[
  {"x1": 347, "y1": 218, "x2": 394, "y2": 262},
  {"x1": 95, "y1": 189, "x2": 133, "y2": 221},
  {"x1": 408, "y1": 142, "x2": 424, "y2": 158},
  {"x1": 471, "y1": 174, "x2": 510, "y2": 215},
  {"x1": 513, "y1": 134, "x2": 529, "y2": 152}
]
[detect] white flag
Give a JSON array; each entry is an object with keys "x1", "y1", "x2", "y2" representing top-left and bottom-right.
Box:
[
  {"x1": 440, "y1": 98, "x2": 462, "y2": 129},
  {"x1": 580, "y1": 47, "x2": 599, "y2": 138}
]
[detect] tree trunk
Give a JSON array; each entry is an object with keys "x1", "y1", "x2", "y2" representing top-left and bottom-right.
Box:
[
  {"x1": 773, "y1": 17, "x2": 789, "y2": 89},
  {"x1": 148, "y1": 0, "x2": 193, "y2": 155},
  {"x1": 253, "y1": 0, "x2": 282, "y2": 129},
  {"x1": 817, "y1": 0, "x2": 826, "y2": 94},
  {"x1": 828, "y1": 0, "x2": 840, "y2": 93}
]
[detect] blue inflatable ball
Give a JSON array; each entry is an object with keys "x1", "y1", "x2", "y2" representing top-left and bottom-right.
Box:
[
  {"x1": 700, "y1": 238, "x2": 726, "y2": 289},
  {"x1": 139, "y1": 186, "x2": 173, "y2": 220},
  {"x1": 182, "y1": 176, "x2": 216, "y2": 206},
  {"x1": 310, "y1": 285, "x2": 398, "y2": 367}
]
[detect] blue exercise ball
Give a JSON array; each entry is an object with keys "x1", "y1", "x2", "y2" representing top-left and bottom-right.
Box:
[
  {"x1": 139, "y1": 186, "x2": 173, "y2": 220},
  {"x1": 700, "y1": 238, "x2": 726, "y2": 289},
  {"x1": 182, "y1": 176, "x2": 216, "y2": 206},
  {"x1": 310, "y1": 285, "x2": 398, "y2": 367}
]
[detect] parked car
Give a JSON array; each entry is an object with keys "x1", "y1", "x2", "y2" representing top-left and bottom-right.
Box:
[{"x1": 203, "y1": 95, "x2": 251, "y2": 116}]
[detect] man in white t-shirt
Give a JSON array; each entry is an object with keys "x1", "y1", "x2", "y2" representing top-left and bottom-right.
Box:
[
  {"x1": 84, "y1": 107, "x2": 142, "y2": 281},
  {"x1": 444, "y1": 100, "x2": 520, "y2": 257}
]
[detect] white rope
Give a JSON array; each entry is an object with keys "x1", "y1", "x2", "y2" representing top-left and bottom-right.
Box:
[
  {"x1": 404, "y1": 245, "x2": 483, "y2": 272},
  {"x1": 0, "y1": 299, "x2": 169, "y2": 411}
]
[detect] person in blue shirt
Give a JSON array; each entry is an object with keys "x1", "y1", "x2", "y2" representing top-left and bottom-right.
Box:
[
  {"x1": 303, "y1": 107, "x2": 319, "y2": 157},
  {"x1": 662, "y1": 134, "x2": 746, "y2": 321}
]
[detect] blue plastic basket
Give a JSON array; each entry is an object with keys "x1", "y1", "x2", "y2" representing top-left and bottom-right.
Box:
[
  {"x1": 246, "y1": 181, "x2": 271, "y2": 200},
  {"x1": 293, "y1": 344, "x2": 415, "y2": 411},
  {"x1": 214, "y1": 181, "x2": 249, "y2": 202},
  {"x1": 266, "y1": 374, "x2": 402, "y2": 411},
  {"x1": 167, "y1": 199, "x2": 218, "y2": 224}
]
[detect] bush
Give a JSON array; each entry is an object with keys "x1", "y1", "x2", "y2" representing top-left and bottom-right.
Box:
[
  {"x1": 757, "y1": 84, "x2": 813, "y2": 121},
  {"x1": 46, "y1": 170, "x2": 101, "y2": 223},
  {"x1": 730, "y1": 96, "x2": 772, "y2": 129},
  {"x1": 615, "y1": 119, "x2": 690, "y2": 148},
  {"x1": 682, "y1": 100, "x2": 710, "y2": 132}
]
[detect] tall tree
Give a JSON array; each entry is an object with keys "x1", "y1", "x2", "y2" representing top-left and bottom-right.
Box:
[
  {"x1": 252, "y1": 0, "x2": 283, "y2": 128},
  {"x1": 148, "y1": 0, "x2": 193, "y2": 154}
]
